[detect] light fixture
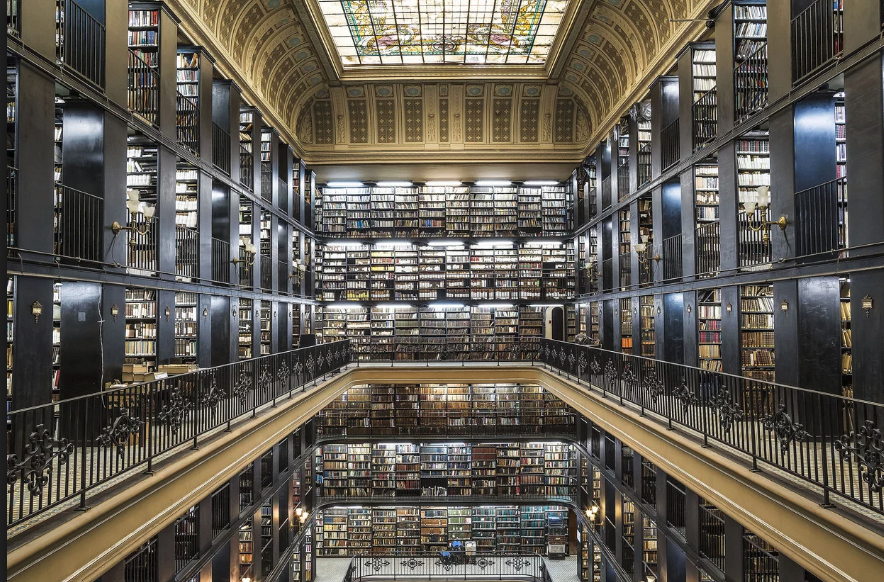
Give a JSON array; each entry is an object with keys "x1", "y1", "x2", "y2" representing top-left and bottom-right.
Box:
[
  {"x1": 474, "y1": 180, "x2": 512, "y2": 187},
  {"x1": 780, "y1": 300, "x2": 789, "y2": 312},
  {"x1": 164, "y1": 306, "x2": 171, "y2": 320},
  {"x1": 726, "y1": 302, "x2": 733, "y2": 314},
  {"x1": 295, "y1": 507, "x2": 303, "y2": 517},
  {"x1": 111, "y1": 304, "x2": 120, "y2": 322},
  {"x1": 741, "y1": 185, "x2": 787, "y2": 241},
  {"x1": 326, "y1": 181, "x2": 364, "y2": 188},
  {"x1": 686, "y1": 304, "x2": 692, "y2": 314},
  {"x1": 523, "y1": 180, "x2": 560, "y2": 186},
  {"x1": 425, "y1": 181, "x2": 462, "y2": 187},
  {"x1": 232, "y1": 242, "x2": 258, "y2": 266},
  {"x1": 863, "y1": 295, "x2": 873, "y2": 317},
  {"x1": 635, "y1": 235, "x2": 660, "y2": 264},
  {"x1": 427, "y1": 240, "x2": 465, "y2": 247},
  {"x1": 31, "y1": 300, "x2": 42, "y2": 323},
  {"x1": 203, "y1": 307, "x2": 208, "y2": 319},
  {"x1": 376, "y1": 181, "x2": 413, "y2": 187},
  {"x1": 242, "y1": 577, "x2": 251, "y2": 582}
]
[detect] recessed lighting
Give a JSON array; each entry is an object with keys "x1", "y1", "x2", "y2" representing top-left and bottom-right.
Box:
[
  {"x1": 326, "y1": 181, "x2": 364, "y2": 188},
  {"x1": 428, "y1": 240, "x2": 465, "y2": 247},
  {"x1": 376, "y1": 181, "x2": 413, "y2": 187},
  {"x1": 429, "y1": 302, "x2": 465, "y2": 309},
  {"x1": 425, "y1": 181, "x2": 463, "y2": 187},
  {"x1": 474, "y1": 180, "x2": 512, "y2": 186},
  {"x1": 523, "y1": 180, "x2": 560, "y2": 186}
]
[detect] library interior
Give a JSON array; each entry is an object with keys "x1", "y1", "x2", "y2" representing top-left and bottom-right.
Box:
[{"x1": 6, "y1": 1, "x2": 884, "y2": 582}]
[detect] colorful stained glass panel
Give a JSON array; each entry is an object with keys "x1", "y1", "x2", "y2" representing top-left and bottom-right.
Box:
[{"x1": 316, "y1": 0, "x2": 569, "y2": 65}]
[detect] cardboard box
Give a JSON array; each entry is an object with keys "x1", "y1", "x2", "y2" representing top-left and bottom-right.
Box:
[
  {"x1": 158, "y1": 364, "x2": 199, "y2": 375},
  {"x1": 122, "y1": 364, "x2": 149, "y2": 373}
]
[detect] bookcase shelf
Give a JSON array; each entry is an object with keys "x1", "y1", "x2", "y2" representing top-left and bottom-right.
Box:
[
  {"x1": 618, "y1": 209, "x2": 631, "y2": 290},
  {"x1": 737, "y1": 130, "x2": 771, "y2": 267},
  {"x1": 176, "y1": 50, "x2": 200, "y2": 155},
  {"x1": 733, "y1": 3, "x2": 768, "y2": 119},
  {"x1": 125, "y1": 287, "x2": 157, "y2": 367},
  {"x1": 239, "y1": 298, "x2": 253, "y2": 360},
  {"x1": 174, "y1": 291, "x2": 197, "y2": 362},
  {"x1": 639, "y1": 296, "x2": 655, "y2": 358},
  {"x1": 620, "y1": 298, "x2": 633, "y2": 355},
  {"x1": 840, "y1": 279, "x2": 851, "y2": 398},
  {"x1": 740, "y1": 284, "x2": 775, "y2": 382},
  {"x1": 698, "y1": 288, "x2": 722, "y2": 372}
]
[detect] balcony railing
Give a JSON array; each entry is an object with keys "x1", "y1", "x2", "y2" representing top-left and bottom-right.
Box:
[
  {"x1": 278, "y1": 259, "x2": 289, "y2": 294},
  {"x1": 176, "y1": 93, "x2": 199, "y2": 155},
  {"x1": 175, "y1": 226, "x2": 199, "y2": 280},
  {"x1": 619, "y1": 253, "x2": 632, "y2": 289},
  {"x1": 695, "y1": 221, "x2": 721, "y2": 277},
  {"x1": 212, "y1": 123, "x2": 231, "y2": 175},
  {"x1": 638, "y1": 250, "x2": 653, "y2": 287},
  {"x1": 56, "y1": 0, "x2": 106, "y2": 88},
  {"x1": 795, "y1": 177, "x2": 847, "y2": 258},
  {"x1": 637, "y1": 143, "x2": 652, "y2": 188},
  {"x1": 698, "y1": 503, "x2": 726, "y2": 572},
  {"x1": 600, "y1": 175, "x2": 612, "y2": 210},
  {"x1": 53, "y1": 183, "x2": 103, "y2": 262},
  {"x1": 692, "y1": 87, "x2": 718, "y2": 151},
  {"x1": 211, "y1": 237, "x2": 230, "y2": 283},
  {"x1": 661, "y1": 119, "x2": 680, "y2": 171},
  {"x1": 739, "y1": 208, "x2": 772, "y2": 268},
  {"x1": 127, "y1": 50, "x2": 159, "y2": 126},
  {"x1": 125, "y1": 213, "x2": 157, "y2": 274},
  {"x1": 7, "y1": 166, "x2": 17, "y2": 254},
  {"x1": 260, "y1": 164, "x2": 272, "y2": 202},
  {"x1": 6, "y1": 340, "x2": 351, "y2": 527},
  {"x1": 344, "y1": 554, "x2": 548, "y2": 582},
  {"x1": 238, "y1": 248, "x2": 254, "y2": 288},
  {"x1": 541, "y1": 338, "x2": 884, "y2": 517},
  {"x1": 662, "y1": 234, "x2": 683, "y2": 281},
  {"x1": 239, "y1": 145, "x2": 253, "y2": 190},
  {"x1": 791, "y1": 0, "x2": 844, "y2": 84},
  {"x1": 617, "y1": 162, "x2": 630, "y2": 202},
  {"x1": 317, "y1": 415, "x2": 576, "y2": 441},
  {"x1": 735, "y1": 42, "x2": 769, "y2": 122},
  {"x1": 260, "y1": 254, "x2": 273, "y2": 291},
  {"x1": 8, "y1": 0, "x2": 20, "y2": 37},
  {"x1": 278, "y1": 178, "x2": 288, "y2": 213}
]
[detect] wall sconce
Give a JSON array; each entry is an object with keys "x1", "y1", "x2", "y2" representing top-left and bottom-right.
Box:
[
  {"x1": 31, "y1": 300, "x2": 43, "y2": 323},
  {"x1": 634, "y1": 235, "x2": 660, "y2": 264},
  {"x1": 232, "y1": 308, "x2": 238, "y2": 319},
  {"x1": 686, "y1": 304, "x2": 692, "y2": 314},
  {"x1": 164, "y1": 306, "x2": 171, "y2": 320},
  {"x1": 780, "y1": 300, "x2": 789, "y2": 312},
  {"x1": 740, "y1": 186, "x2": 787, "y2": 242},
  {"x1": 726, "y1": 302, "x2": 733, "y2": 314},
  {"x1": 113, "y1": 190, "x2": 155, "y2": 235},
  {"x1": 863, "y1": 295, "x2": 873, "y2": 317},
  {"x1": 291, "y1": 260, "x2": 307, "y2": 283},
  {"x1": 111, "y1": 304, "x2": 119, "y2": 322},
  {"x1": 656, "y1": 306, "x2": 661, "y2": 315},
  {"x1": 295, "y1": 507, "x2": 303, "y2": 517},
  {"x1": 232, "y1": 242, "x2": 258, "y2": 266},
  {"x1": 273, "y1": 310, "x2": 277, "y2": 318},
  {"x1": 203, "y1": 307, "x2": 209, "y2": 319}
]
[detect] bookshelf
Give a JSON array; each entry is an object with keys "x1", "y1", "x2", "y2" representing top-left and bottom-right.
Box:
[
  {"x1": 737, "y1": 130, "x2": 771, "y2": 265},
  {"x1": 176, "y1": 50, "x2": 200, "y2": 154},
  {"x1": 622, "y1": 498, "x2": 636, "y2": 573},
  {"x1": 692, "y1": 44, "x2": 717, "y2": 148},
  {"x1": 639, "y1": 296, "x2": 655, "y2": 358},
  {"x1": 260, "y1": 129, "x2": 272, "y2": 200},
  {"x1": 6, "y1": 277, "x2": 13, "y2": 410},
  {"x1": 733, "y1": 2, "x2": 768, "y2": 118},
  {"x1": 637, "y1": 199, "x2": 652, "y2": 286},
  {"x1": 397, "y1": 507, "x2": 421, "y2": 552},
  {"x1": 51, "y1": 283, "x2": 61, "y2": 399},
  {"x1": 590, "y1": 302, "x2": 600, "y2": 343},
  {"x1": 260, "y1": 500, "x2": 273, "y2": 574},
  {"x1": 620, "y1": 298, "x2": 633, "y2": 354},
  {"x1": 695, "y1": 161, "x2": 719, "y2": 224},
  {"x1": 175, "y1": 162, "x2": 198, "y2": 228},
  {"x1": 617, "y1": 118, "x2": 630, "y2": 201},
  {"x1": 238, "y1": 298, "x2": 253, "y2": 360},
  {"x1": 421, "y1": 507, "x2": 448, "y2": 551},
  {"x1": 698, "y1": 289, "x2": 722, "y2": 372},
  {"x1": 840, "y1": 279, "x2": 852, "y2": 398},
  {"x1": 373, "y1": 509, "x2": 397, "y2": 553},
  {"x1": 545, "y1": 443, "x2": 574, "y2": 497},
  {"x1": 618, "y1": 209, "x2": 631, "y2": 290},
  {"x1": 637, "y1": 110, "x2": 652, "y2": 187},
  {"x1": 125, "y1": 287, "x2": 157, "y2": 368},
  {"x1": 259, "y1": 300, "x2": 271, "y2": 355},
  {"x1": 397, "y1": 444, "x2": 421, "y2": 497},
  {"x1": 125, "y1": 139, "x2": 158, "y2": 273},
  {"x1": 740, "y1": 284, "x2": 775, "y2": 382},
  {"x1": 448, "y1": 507, "x2": 472, "y2": 541},
  {"x1": 419, "y1": 187, "x2": 446, "y2": 231},
  {"x1": 127, "y1": 6, "x2": 160, "y2": 125},
  {"x1": 496, "y1": 506, "x2": 521, "y2": 553},
  {"x1": 238, "y1": 522, "x2": 253, "y2": 580},
  {"x1": 834, "y1": 94, "x2": 848, "y2": 249},
  {"x1": 174, "y1": 292, "x2": 197, "y2": 363},
  {"x1": 239, "y1": 110, "x2": 254, "y2": 190},
  {"x1": 692, "y1": 46, "x2": 717, "y2": 101},
  {"x1": 642, "y1": 514, "x2": 658, "y2": 577}
]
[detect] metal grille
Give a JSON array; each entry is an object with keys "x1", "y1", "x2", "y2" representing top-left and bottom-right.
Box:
[
  {"x1": 619, "y1": 253, "x2": 632, "y2": 290},
  {"x1": 124, "y1": 538, "x2": 158, "y2": 582},
  {"x1": 240, "y1": 464, "x2": 255, "y2": 511},
  {"x1": 53, "y1": 183, "x2": 103, "y2": 262},
  {"x1": 743, "y1": 532, "x2": 779, "y2": 582},
  {"x1": 739, "y1": 208, "x2": 772, "y2": 267},
  {"x1": 637, "y1": 143, "x2": 652, "y2": 187},
  {"x1": 641, "y1": 461, "x2": 656, "y2": 506},
  {"x1": 125, "y1": 213, "x2": 158, "y2": 274},
  {"x1": 56, "y1": 0, "x2": 106, "y2": 88},
  {"x1": 261, "y1": 450, "x2": 274, "y2": 490},
  {"x1": 617, "y1": 162, "x2": 630, "y2": 202},
  {"x1": 212, "y1": 123, "x2": 231, "y2": 174},
  {"x1": 176, "y1": 226, "x2": 199, "y2": 280},
  {"x1": 7, "y1": 0, "x2": 20, "y2": 36},
  {"x1": 238, "y1": 247, "x2": 254, "y2": 288},
  {"x1": 260, "y1": 254, "x2": 273, "y2": 291},
  {"x1": 279, "y1": 177, "x2": 289, "y2": 213},
  {"x1": 795, "y1": 177, "x2": 847, "y2": 257},
  {"x1": 240, "y1": 145, "x2": 253, "y2": 190},
  {"x1": 211, "y1": 484, "x2": 231, "y2": 538},
  {"x1": 261, "y1": 163, "x2": 272, "y2": 201},
  {"x1": 735, "y1": 42, "x2": 769, "y2": 121},
  {"x1": 696, "y1": 221, "x2": 721, "y2": 276},
  {"x1": 661, "y1": 119, "x2": 680, "y2": 171},
  {"x1": 698, "y1": 501, "x2": 726, "y2": 573},
  {"x1": 211, "y1": 237, "x2": 231, "y2": 283},
  {"x1": 7, "y1": 166, "x2": 16, "y2": 253},
  {"x1": 666, "y1": 478, "x2": 686, "y2": 537},
  {"x1": 176, "y1": 93, "x2": 199, "y2": 155},
  {"x1": 662, "y1": 234, "x2": 683, "y2": 281},
  {"x1": 791, "y1": 0, "x2": 844, "y2": 84},
  {"x1": 600, "y1": 175, "x2": 612, "y2": 210},
  {"x1": 692, "y1": 88, "x2": 718, "y2": 150},
  {"x1": 127, "y1": 50, "x2": 159, "y2": 126},
  {"x1": 174, "y1": 505, "x2": 200, "y2": 572}
]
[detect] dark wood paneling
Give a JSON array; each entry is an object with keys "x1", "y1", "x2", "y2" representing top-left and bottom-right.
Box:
[
  {"x1": 157, "y1": 145, "x2": 177, "y2": 278},
  {"x1": 10, "y1": 277, "x2": 54, "y2": 408},
  {"x1": 19, "y1": 0, "x2": 59, "y2": 60},
  {"x1": 844, "y1": 0, "x2": 882, "y2": 53},
  {"x1": 198, "y1": 293, "x2": 212, "y2": 368},
  {"x1": 677, "y1": 47, "x2": 695, "y2": 161},
  {"x1": 798, "y1": 277, "x2": 841, "y2": 395},
  {"x1": 715, "y1": 6, "x2": 736, "y2": 134},
  {"x1": 655, "y1": 294, "x2": 665, "y2": 361},
  {"x1": 664, "y1": 293, "x2": 685, "y2": 364},
  {"x1": 679, "y1": 169, "x2": 695, "y2": 278},
  {"x1": 661, "y1": 180, "x2": 682, "y2": 240},
  {"x1": 767, "y1": 0, "x2": 793, "y2": 101},
  {"x1": 103, "y1": 0, "x2": 128, "y2": 106},
  {"x1": 156, "y1": 289, "x2": 175, "y2": 365},
  {"x1": 793, "y1": 93, "x2": 836, "y2": 191},
  {"x1": 104, "y1": 114, "x2": 129, "y2": 268},
  {"x1": 720, "y1": 286, "x2": 741, "y2": 375},
  {"x1": 718, "y1": 140, "x2": 739, "y2": 272},
  {"x1": 770, "y1": 107, "x2": 796, "y2": 262},
  {"x1": 682, "y1": 290, "x2": 698, "y2": 368},
  {"x1": 58, "y1": 282, "x2": 103, "y2": 400},
  {"x1": 210, "y1": 295, "x2": 231, "y2": 367},
  {"x1": 773, "y1": 280, "x2": 800, "y2": 387},
  {"x1": 157, "y1": 7, "x2": 178, "y2": 139},
  {"x1": 651, "y1": 186, "x2": 664, "y2": 284},
  {"x1": 603, "y1": 299, "x2": 616, "y2": 351},
  {"x1": 851, "y1": 270, "x2": 884, "y2": 403}
]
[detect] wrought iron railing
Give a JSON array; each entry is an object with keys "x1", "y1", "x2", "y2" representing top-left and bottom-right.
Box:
[
  {"x1": 344, "y1": 554, "x2": 547, "y2": 582},
  {"x1": 637, "y1": 250, "x2": 653, "y2": 287},
  {"x1": 127, "y1": 50, "x2": 159, "y2": 126},
  {"x1": 662, "y1": 234, "x2": 682, "y2": 281},
  {"x1": 617, "y1": 162, "x2": 630, "y2": 202},
  {"x1": 695, "y1": 221, "x2": 721, "y2": 277},
  {"x1": 6, "y1": 340, "x2": 351, "y2": 527},
  {"x1": 278, "y1": 259, "x2": 289, "y2": 294},
  {"x1": 260, "y1": 254, "x2": 273, "y2": 291},
  {"x1": 666, "y1": 479, "x2": 686, "y2": 537},
  {"x1": 341, "y1": 338, "x2": 542, "y2": 363},
  {"x1": 735, "y1": 42, "x2": 769, "y2": 122},
  {"x1": 211, "y1": 237, "x2": 231, "y2": 283},
  {"x1": 261, "y1": 163, "x2": 272, "y2": 202},
  {"x1": 739, "y1": 208, "x2": 772, "y2": 268},
  {"x1": 795, "y1": 177, "x2": 847, "y2": 257},
  {"x1": 53, "y1": 183, "x2": 103, "y2": 262},
  {"x1": 239, "y1": 145, "x2": 253, "y2": 190},
  {"x1": 175, "y1": 226, "x2": 199, "y2": 280},
  {"x1": 238, "y1": 248, "x2": 254, "y2": 288},
  {"x1": 540, "y1": 339, "x2": 884, "y2": 516},
  {"x1": 278, "y1": 178, "x2": 288, "y2": 213},
  {"x1": 692, "y1": 87, "x2": 717, "y2": 150},
  {"x1": 7, "y1": 0, "x2": 20, "y2": 37},
  {"x1": 791, "y1": 0, "x2": 844, "y2": 84},
  {"x1": 318, "y1": 491, "x2": 575, "y2": 506},
  {"x1": 600, "y1": 175, "x2": 612, "y2": 210},
  {"x1": 661, "y1": 119, "x2": 680, "y2": 171},
  {"x1": 698, "y1": 502, "x2": 726, "y2": 572},
  {"x1": 176, "y1": 93, "x2": 199, "y2": 155},
  {"x1": 56, "y1": 0, "x2": 106, "y2": 87},
  {"x1": 619, "y1": 253, "x2": 632, "y2": 290},
  {"x1": 7, "y1": 166, "x2": 17, "y2": 253},
  {"x1": 125, "y1": 213, "x2": 157, "y2": 274},
  {"x1": 212, "y1": 123, "x2": 231, "y2": 175},
  {"x1": 637, "y1": 143, "x2": 652, "y2": 188},
  {"x1": 317, "y1": 417, "x2": 576, "y2": 441}
]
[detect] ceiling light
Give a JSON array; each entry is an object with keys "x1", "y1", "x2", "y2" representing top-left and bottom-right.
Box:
[
  {"x1": 428, "y1": 240, "x2": 465, "y2": 247},
  {"x1": 376, "y1": 303, "x2": 411, "y2": 309},
  {"x1": 429, "y1": 302, "x2": 465, "y2": 310},
  {"x1": 326, "y1": 181, "x2": 364, "y2": 188},
  {"x1": 474, "y1": 180, "x2": 512, "y2": 187},
  {"x1": 480, "y1": 303, "x2": 514, "y2": 309},
  {"x1": 376, "y1": 181, "x2": 413, "y2": 187},
  {"x1": 425, "y1": 181, "x2": 462, "y2": 187},
  {"x1": 325, "y1": 241, "x2": 364, "y2": 248},
  {"x1": 325, "y1": 303, "x2": 363, "y2": 309},
  {"x1": 523, "y1": 180, "x2": 560, "y2": 186}
]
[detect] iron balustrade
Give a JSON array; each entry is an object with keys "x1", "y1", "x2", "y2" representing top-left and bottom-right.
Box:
[
  {"x1": 7, "y1": 166, "x2": 17, "y2": 253},
  {"x1": 739, "y1": 208, "x2": 772, "y2": 267},
  {"x1": 692, "y1": 87, "x2": 718, "y2": 151},
  {"x1": 176, "y1": 93, "x2": 200, "y2": 155},
  {"x1": 8, "y1": 0, "x2": 20, "y2": 37},
  {"x1": 619, "y1": 253, "x2": 632, "y2": 289},
  {"x1": 661, "y1": 119, "x2": 680, "y2": 171},
  {"x1": 261, "y1": 165, "x2": 273, "y2": 201},
  {"x1": 127, "y1": 50, "x2": 159, "y2": 126},
  {"x1": 637, "y1": 143, "x2": 652, "y2": 188},
  {"x1": 735, "y1": 42, "x2": 769, "y2": 122},
  {"x1": 791, "y1": 0, "x2": 844, "y2": 84},
  {"x1": 6, "y1": 340, "x2": 351, "y2": 527},
  {"x1": 640, "y1": 461, "x2": 657, "y2": 506},
  {"x1": 698, "y1": 502, "x2": 726, "y2": 573},
  {"x1": 342, "y1": 338, "x2": 542, "y2": 363},
  {"x1": 126, "y1": 213, "x2": 158, "y2": 274},
  {"x1": 344, "y1": 554, "x2": 548, "y2": 582},
  {"x1": 174, "y1": 505, "x2": 200, "y2": 571},
  {"x1": 212, "y1": 123, "x2": 231, "y2": 175},
  {"x1": 55, "y1": 0, "x2": 106, "y2": 88},
  {"x1": 540, "y1": 338, "x2": 884, "y2": 516},
  {"x1": 240, "y1": 144, "x2": 253, "y2": 190},
  {"x1": 638, "y1": 249, "x2": 653, "y2": 287},
  {"x1": 176, "y1": 226, "x2": 199, "y2": 280},
  {"x1": 211, "y1": 237, "x2": 231, "y2": 283},
  {"x1": 601, "y1": 257, "x2": 614, "y2": 292},
  {"x1": 665, "y1": 479, "x2": 687, "y2": 537},
  {"x1": 279, "y1": 178, "x2": 288, "y2": 212},
  {"x1": 795, "y1": 177, "x2": 848, "y2": 258},
  {"x1": 617, "y1": 162, "x2": 630, "y2": 202},
  {"x1": 318, "y1": 492, "x2": 575, "y2": 506},
  {"x1": 317, "y1": 420, "x2": 576, "y2": 441},
  {"x1": 124, "y1": 538, "x2": 158, "y2": 582},
  {"x1": 53, "y1": 183, "x2": 103, "y2": 263},
  {"x1": 239, "y1": 247, "x2": 254, "y2": 288},
  {"x1": 622, "y1": 539, "x2": 635, "y2": 576},
  {"x1": 601, "y1": 175, "x2": 612, "y2": 210},
  {"x1": 695, "y1": 221, "x2": 721, "y2": 277},
  {"x1": 260, "y1": 254, "x2": 273, "y2": 291},
  {"x1": 743, "y1": 533, "x2": 780, "y2": 582},
  {"x1": 662, "y1": 234, "x2": 683, "y2": 281},
  {"x1": 279, "y1": 259, "x2": 290, "y2": 294}
]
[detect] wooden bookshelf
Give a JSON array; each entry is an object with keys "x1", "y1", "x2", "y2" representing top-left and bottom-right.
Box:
[
  {"x1": 695, "y1": 161, "x2": 719, "y2": 223},
  {"x1": 127, "y1": 5, "x2": 160, "y2": 125},
  {"x1": 733, "y1": 2, "x2": 768, "y2": 118},
  {"x1": 698, "y1": 288, "x2": 723, "y2": 372},
  {"x1": 618, "y1": 209, "x2": 631, "y2": 290},
  {"x1": 238, "y1": 521, "x2": 254, "y2": 579},
  {"x1": 620, "y1": 298, "x2": 633, "y2": 354},
  {"x1": 174, "y1": 291, "x2": 197, "y2": 363},
  {"x1": 125, "y1": 139, "x2": 158, "y2": 273},
  {"x1": 692, "y1": 46, "x2": 717, "y2": 101},
  {"x1": 175, "y1": 49, "x2": 200, "y2": 154},
  {"x1": 238, "y1": 298, "x2": 253, "y2": 360},
  {"x1": 639, "y1": 296, "x2": 655, "y2": 358},
  {"x1": 51, "y1": 283, "x2": 61, "y2": 399},
  {"x1": 740, "y1": 284, "x2": 775, "y2": 382},
  {"x1": 259, "y1": 300, "x2": 271, "y2": 356},
  {"x1": 125, "y1": 287, "x2": 157, "y2": 368},
  {"x1": 840, "y1": 279, "x2": 852, "y2": 398},
  {"x1": 6, "y1": 277, "x2": 13, "y2": 410}
]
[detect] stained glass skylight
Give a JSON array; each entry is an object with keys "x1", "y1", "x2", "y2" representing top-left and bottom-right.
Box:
[{"x1": 316, "y1": 0, "x2": 570, "y2": 66}]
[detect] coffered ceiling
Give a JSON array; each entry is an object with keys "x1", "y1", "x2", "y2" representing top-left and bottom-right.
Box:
[{"x1": 169, "y1": 0, "x2": 718, "y2": 167}]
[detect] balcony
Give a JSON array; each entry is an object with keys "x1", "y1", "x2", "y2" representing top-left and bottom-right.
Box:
[
  {"x1": 55, "y1": 0, "x2": 106, "y2": 88},
  {"x1": 661, "y1": 119, "x2": 680, "y2": 171},
  {"x1": 7, "y1": 166, "x2": 17, "y2": 255},
  {"x1": 176, "y1": 92, "x2": 199, "y2": 155},
  {"x1": 617, "y1": 162, "x2": 630, "y2": 202},
  {"x1": 127, "y1": 50, "x2": 159, "y2": 126},
  {"x1": 637, "y1": 143, "x2": 652, "y2": 188},
  {"x1": 791, "y1": 0, "x2": 844, "y2": 84},
  {"x1": 175, "y1": 226, "x2": 199, "y2": 280},
  {"x1": 211, "y1": 237, "x2": 230, "y2": 283},
  {"x1": 239, "y1": 144, "x2": 253, "y2": 190},
  {"x1": 600, "y1": 175, "x2": 612, "y2": 210},
  {"x1": 260, "y1": 254, "x2": 273, "y2": 291},
  {"x1": 662, "y1": 234, "x2": 683, "y2": 281},
  {"x1": 211, "y1": 123, "x2": 230, "y2": 175},
  {"x1": 692, "y1": 87, "x2": 718, "y2": 151},
  {"x1": 696, "y1": 221, "x2": 721, "y2": 277},
  {"x1": 53, "y1": 183, "x2": 103, "y2": 263},
  {"x1": 735, "y1": 42, "x2": 769, "y2": 122},
  {"x1": 795, "y1": 177, "x2": 847, "y2": 258}
]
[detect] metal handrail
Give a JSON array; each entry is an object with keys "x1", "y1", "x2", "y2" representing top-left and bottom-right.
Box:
[
  {"x1": 56, "y1": 0, "x2": 106, "y2": 87},
  {"x1": 791, "y1": 0, "x2": 844, "y2": 84},
  {"x1": 345, "y1": 553, "x2": 548, "y2": 582}
]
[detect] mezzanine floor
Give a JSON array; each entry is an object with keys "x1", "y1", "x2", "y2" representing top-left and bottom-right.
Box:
[{"x1": 315, "y1": 556, "x2": 581, "y2": 582}]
